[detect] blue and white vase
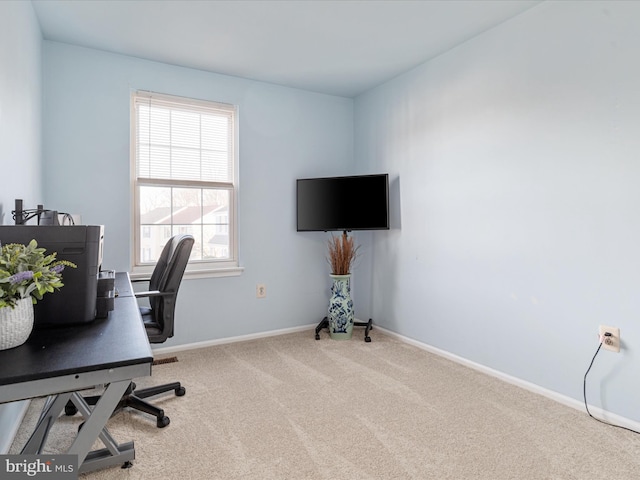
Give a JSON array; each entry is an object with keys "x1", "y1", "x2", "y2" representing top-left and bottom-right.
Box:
[{"x1": 328, "y1": 274, "x2": 354, "y2": 340}]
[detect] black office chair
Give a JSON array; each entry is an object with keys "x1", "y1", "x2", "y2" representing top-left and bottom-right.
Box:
[
  {"x1": 66, "y1": 234, "x2": 194, "y2": 428},
  {"x1": 126, "y1": 233, "x2": 194, "y2": 427}
]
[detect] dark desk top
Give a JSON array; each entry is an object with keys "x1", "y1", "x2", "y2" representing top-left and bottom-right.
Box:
[{"x1": 0, "y1": 272, "x2": 153, "y2": 387}]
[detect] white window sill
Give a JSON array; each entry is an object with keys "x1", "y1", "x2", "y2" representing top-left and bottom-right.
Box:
[{"x1": 130, "y1": 266, "x2": 244, "y2": 281}]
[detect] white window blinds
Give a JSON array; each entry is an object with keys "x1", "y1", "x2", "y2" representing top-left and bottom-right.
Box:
[{"x1": 135, "y1": 92, "x2": 235, "y2": 184}]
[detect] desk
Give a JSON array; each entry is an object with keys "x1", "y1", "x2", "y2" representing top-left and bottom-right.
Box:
[{"x1": 0, "y1": 272, "x2": 153, "y2": 473}]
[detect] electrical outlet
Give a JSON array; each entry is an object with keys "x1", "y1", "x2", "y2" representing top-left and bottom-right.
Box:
[
  {"x1": 256, "y1": 284, "x2": 266, "y2": 298},
  {"x1": 598, "y1": 325, "x2": 620, "y2": 353}
]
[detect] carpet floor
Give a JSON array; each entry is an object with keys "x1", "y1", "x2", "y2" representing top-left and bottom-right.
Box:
[{"x1": 10, "y1": 329, "x2": 640, "y2": 479}]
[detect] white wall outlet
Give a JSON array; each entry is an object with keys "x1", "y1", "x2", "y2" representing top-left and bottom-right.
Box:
[
  {"x1": 598, "y1": 325, "x2": 620, "y2": 353},
  {"x1": 256, "y1": 284, "x2": 266, "y2": 298}
]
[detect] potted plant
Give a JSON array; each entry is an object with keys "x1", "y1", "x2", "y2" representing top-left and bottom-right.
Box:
[
  {"x1": 0, "y1": 240, "x2": 75, "y2": 350},
  {"x1": 326, "y1": 233, "x2": 359, "y2": 340}
]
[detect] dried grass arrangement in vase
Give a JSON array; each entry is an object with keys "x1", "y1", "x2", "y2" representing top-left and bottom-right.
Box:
[
  {"x1": 326, "y1": 233, "x2": 359, "y2": 340},
  {"x1": 327, "y1": 233, "x2": 360, "y2": 275}
]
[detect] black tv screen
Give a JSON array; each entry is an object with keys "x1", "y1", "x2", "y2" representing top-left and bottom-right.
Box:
[{"x1": 296, "y1": 174, "x2": 390, "y2": 231}]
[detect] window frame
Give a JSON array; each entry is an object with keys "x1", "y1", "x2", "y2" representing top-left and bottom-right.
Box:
[{"x1": 130, "y1": 91, "x2": 242, "y2": 279}]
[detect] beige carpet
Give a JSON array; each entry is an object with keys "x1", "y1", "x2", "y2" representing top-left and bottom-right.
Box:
[{"x1": 10, "y1": 329, "x2": 640, "y2": 479}]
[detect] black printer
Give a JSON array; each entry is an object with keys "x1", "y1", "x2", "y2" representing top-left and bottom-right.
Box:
[{"x1": 0, "y1": 225, "x2": 105, "y2": 327}]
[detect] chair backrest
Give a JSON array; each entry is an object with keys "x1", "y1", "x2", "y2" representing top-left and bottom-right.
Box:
[{"x1": 146, "y1": 234, "x2": 194, "y2": 343}]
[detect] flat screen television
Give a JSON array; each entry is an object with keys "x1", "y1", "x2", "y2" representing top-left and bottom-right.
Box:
[{"x1": 296, "y1": 174, "x2": 390, "y2": 232}]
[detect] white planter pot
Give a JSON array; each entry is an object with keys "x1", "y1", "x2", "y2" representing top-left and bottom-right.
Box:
[{"x1": 0, "y1": 298, "x2": 34, "y2": 350}]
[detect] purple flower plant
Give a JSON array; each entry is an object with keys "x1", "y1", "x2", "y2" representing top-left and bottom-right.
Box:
[
  {"x1": 1, "y1": 240, "x2": 76, "y2": 309},
  {"x1": 9, "y1": 271, "x2": 34, "y2": 284},
  {"x1": 51, "y1": 264, "x2": 65, "y2": 274}
]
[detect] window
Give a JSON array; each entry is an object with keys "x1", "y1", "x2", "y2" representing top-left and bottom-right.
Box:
[{"x1": 131, "y1": 91, "x2": 240, "y2": 278}]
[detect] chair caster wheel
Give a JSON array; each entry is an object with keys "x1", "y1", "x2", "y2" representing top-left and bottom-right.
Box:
[
  {"x1": 175, "y1": 386, "x2": 186, "y2": 396},
  {"x1": 157, "y1": 416, "x2": 170, "y2": 428},
  {"x1": 65, "y1": 404, "x2": 78, "y2": 416},
  {"x1": 315, "y1": 333, "x2": 320, "y2": 340},
  {"x1": 122, "y1": 461, "x2": 133, "y2": 469},
  {"x1": 365, "y1": 337, "x2": 371, "y2": 343}
]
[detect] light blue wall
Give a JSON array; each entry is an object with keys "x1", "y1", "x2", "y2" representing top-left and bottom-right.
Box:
[
  {"x1": 0, "y1": 0, "x2": 42, "y2": 453},
  {"x1": 7, "y1": 0, "x2": 638, "y2": 432},
  {"x1": 42, "y1": 42, "x2": 355, "y2": 346},
  {"x1": 0, "y1": 1, "x2": 42, "y2": 225},
  {"x1": 355, "y1": 0, "x2": 640, "y2": 421}
]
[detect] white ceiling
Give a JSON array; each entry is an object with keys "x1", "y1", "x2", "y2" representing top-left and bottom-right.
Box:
[{"x1": 31, "y1": 0, "x2": 541, "y2": 98}]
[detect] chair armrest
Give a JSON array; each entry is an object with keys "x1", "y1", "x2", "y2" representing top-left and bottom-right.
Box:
[
  {"x1": 134, "y1": 290, "x2": 172, "y2": 299},
  {"x1": 131, "y1": 277, "x2": 151, "y2": 283}
]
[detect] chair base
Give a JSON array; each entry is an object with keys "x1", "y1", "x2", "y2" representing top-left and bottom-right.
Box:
[{"x1": 66, "y1": 381, "x2": 186, "y2": 428}]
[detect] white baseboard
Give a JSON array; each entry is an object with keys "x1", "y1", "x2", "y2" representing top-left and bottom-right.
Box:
[
  {"x1": 152, "y1": 322, "x2": 639, "y2": 433},
  {"x1": 375, "y1": 326, "x2": 640, "y2": 433},
  {"x1": 152, "y1": 323, "x2": 317, "y2": 355}
]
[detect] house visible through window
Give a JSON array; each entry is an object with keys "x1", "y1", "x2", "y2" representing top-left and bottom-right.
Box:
[{"x1": 131, "y1": 91, "x2": 239, "y2": 277}]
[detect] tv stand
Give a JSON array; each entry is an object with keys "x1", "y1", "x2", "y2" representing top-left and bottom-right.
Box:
[{"x1": 315, "y1": 317, "x2": 373, "y2": 342}]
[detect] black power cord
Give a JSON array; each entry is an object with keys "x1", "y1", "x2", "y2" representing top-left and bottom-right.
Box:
[
  {"x1": 11, "y1": 208, "x2": 75, "y2": 226},
  {"x1": 583, "y1": 333, "x2": 639, "y2": 435}
]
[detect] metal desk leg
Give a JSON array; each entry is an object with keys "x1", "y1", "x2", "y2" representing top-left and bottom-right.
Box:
[
  {"x1": 67, "y1": 379, "x2": 135, "y2": 473},
  {"x1": 21, "y1": 393, "x2": 73, "y2": 454}
]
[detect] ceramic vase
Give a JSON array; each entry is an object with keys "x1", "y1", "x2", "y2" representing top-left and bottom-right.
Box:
[
  {"x1": 328, "y1": 274, "x2": 354, "y2": 340},
  {"x1": 0, "y1": 297, "x2": 34, "y2": 350}
]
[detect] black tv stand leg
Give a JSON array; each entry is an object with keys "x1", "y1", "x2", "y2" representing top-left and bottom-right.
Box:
[
  {"x1": 354, "y1": 318, "x2": 373, "y2": 342},
  {"x1": 315, "y1": 317, "x2": 329, "y2": 340},
  {"x1": 315, "y1": 317, "x2": 373, "y2": 342}
]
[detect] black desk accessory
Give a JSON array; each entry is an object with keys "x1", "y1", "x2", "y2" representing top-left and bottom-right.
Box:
[{"x1": 0, "y1": 224, "x2": 104, "y2": 327}]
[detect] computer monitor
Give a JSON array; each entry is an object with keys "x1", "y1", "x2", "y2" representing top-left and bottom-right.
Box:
[{"x1": 0, "y1": 225, "x2": 104, "y2": 327}]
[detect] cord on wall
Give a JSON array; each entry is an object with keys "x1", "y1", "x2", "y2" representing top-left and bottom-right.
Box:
[{"x1": 583, "y1": 333, "x2": 639, "y2": 435}]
